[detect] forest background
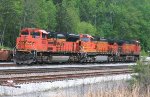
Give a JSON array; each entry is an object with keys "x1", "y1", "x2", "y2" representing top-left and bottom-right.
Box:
[{"x1": 0, "y1": 0, "x2": 149, "y2": 51}]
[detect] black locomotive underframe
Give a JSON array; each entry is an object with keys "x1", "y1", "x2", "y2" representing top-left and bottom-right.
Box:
[{"x1": 13, "y1": 50, "x2": 140, "y2": 64}]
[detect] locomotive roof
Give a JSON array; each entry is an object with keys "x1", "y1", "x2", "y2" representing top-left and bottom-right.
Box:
[
  {"x1": 21, "y1": 28, "x2": 48, "y2": 34},
  {"x1": 39, "y1": 30, "x2": 48, "y2": 34}
]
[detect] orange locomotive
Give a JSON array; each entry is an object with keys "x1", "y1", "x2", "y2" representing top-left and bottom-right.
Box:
[{"x1": 14, "y1": 28, "x2": 141, "y2": 64}]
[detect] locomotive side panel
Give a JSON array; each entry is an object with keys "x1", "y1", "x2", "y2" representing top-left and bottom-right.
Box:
[
  {"x1": 79, "y1": 41, "x2": 96, "y2": 53},
  {"x1": 96, "y1": 42, "x2": 109, "y2": 53},
  {"x1": 60, "y1": 42, "x2": 77, "y2": 52},
  {"x1": 122, "y1": 44, "x2": 134, "y2": 54},
  {"x1": 108, "y1": 43, "x2": 118, "y2": 54}
]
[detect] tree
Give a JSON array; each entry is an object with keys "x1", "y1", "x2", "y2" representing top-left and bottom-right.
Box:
[
  {"x1": 77, "y1": 22, "x2": 96, "y2": 35},
  {"x1": 0, "y1": 0, "x2": 22, "y2": 47},
  {"x1": 0, "y1": 0, "x2": 149, "y2": 50},
  {"x1": 56, "y1": 0, "x2": 80, "y2": 32}
]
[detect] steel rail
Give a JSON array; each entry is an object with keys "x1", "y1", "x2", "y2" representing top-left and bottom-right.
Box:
[
  {"x1": 0, "y1": 68, "x2": 133, "y2": 86},
  {"x1": 0, "y1": 61, "x2": 136, "y2": 67},
  {"x1": 0, "y1": 65, "x2": 130, "y2": 75}
]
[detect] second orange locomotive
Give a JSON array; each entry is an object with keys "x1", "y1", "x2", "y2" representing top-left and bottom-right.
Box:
[{"x1": 14, "y1": 28, "x2": 140, "y2": 64}]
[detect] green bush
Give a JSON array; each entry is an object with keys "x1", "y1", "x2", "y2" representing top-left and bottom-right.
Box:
[{"x1": 131, "y1": 61, "x2": 150, "y2": 89}]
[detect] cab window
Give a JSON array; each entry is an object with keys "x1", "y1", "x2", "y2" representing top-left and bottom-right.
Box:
[
  {"x1": 21, "y1": 32, "x2": 29, "y2": 35},
  {"x1": 42, "y1": 33, "x2": 47, "y2": 39},
  {"x1": 31, "y1": 32, "x2": 40, "y2": 38},
  {"x1": 81, "y1": 37, "x2": 90, "y2": 42}
]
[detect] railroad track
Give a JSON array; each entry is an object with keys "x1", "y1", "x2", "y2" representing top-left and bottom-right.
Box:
[
  {"x1": 0, "y1": 61, "x2": 136, "y2": 67},
  {"x1": 0, "y1": 65, "x2": 130, "y2": 75},
  {"x1": 0, "y1": 68, "x2": 133, "y2": 86},
  {"x1": 0, "y1": 62, "x2": 16, "y2": 67}
]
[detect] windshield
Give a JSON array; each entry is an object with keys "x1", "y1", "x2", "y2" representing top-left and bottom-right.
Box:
[
  {"x1": 31, "y1": 32, "x2": 40, "y2": 38},
  {"x1": 21, "y1": 32, "x2": 29, "y2": 35},
  {"x1": 81, "y1": 37, "x2": 90, "y2": 42}
]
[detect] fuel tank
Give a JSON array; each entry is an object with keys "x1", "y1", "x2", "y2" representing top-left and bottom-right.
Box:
[
  {"x1": 50, "y1": 56, "x2": 69, "y2": 63},
  {"x1": 95, "y1": 56, "x2": 108, "y2": 62}
]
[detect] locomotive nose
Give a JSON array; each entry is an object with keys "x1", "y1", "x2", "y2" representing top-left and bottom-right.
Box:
[{"x1": 17, "y1": 35, "x2": 35, "y2": 51}]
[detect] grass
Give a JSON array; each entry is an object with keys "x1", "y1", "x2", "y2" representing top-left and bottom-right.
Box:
[
  {"x1": 55, "y1": 83, "x2": 150, "y2": 97},
  {"x1": 53, "y1": 80, "x2": 150, "y2": 97},
  {"x1": 83, "y1": 61, "x2": 150, "y2": 97},
  {"x1": 0, "y1": 45, "x2": 12, "y2": 50},
  {"x1": 84, "y1": 85, "x2": 150, "y2": 97}
]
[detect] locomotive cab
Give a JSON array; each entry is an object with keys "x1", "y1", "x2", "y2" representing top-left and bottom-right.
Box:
[
  {"x1": 80, "y1": 34, "x2": 93, "y2": 42},
  {"x1": 133, "y1": 40, "x2": 141, "y2": 54},
  {"x1": 79, "y1": 34, "x2": 96, "y2": 52},
  {"x1": 16, "y1": 28, "x2": 48, "y2": 51},
  {"x1": 14, "y1": 28, "x2": 49, "y2": 64}
]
